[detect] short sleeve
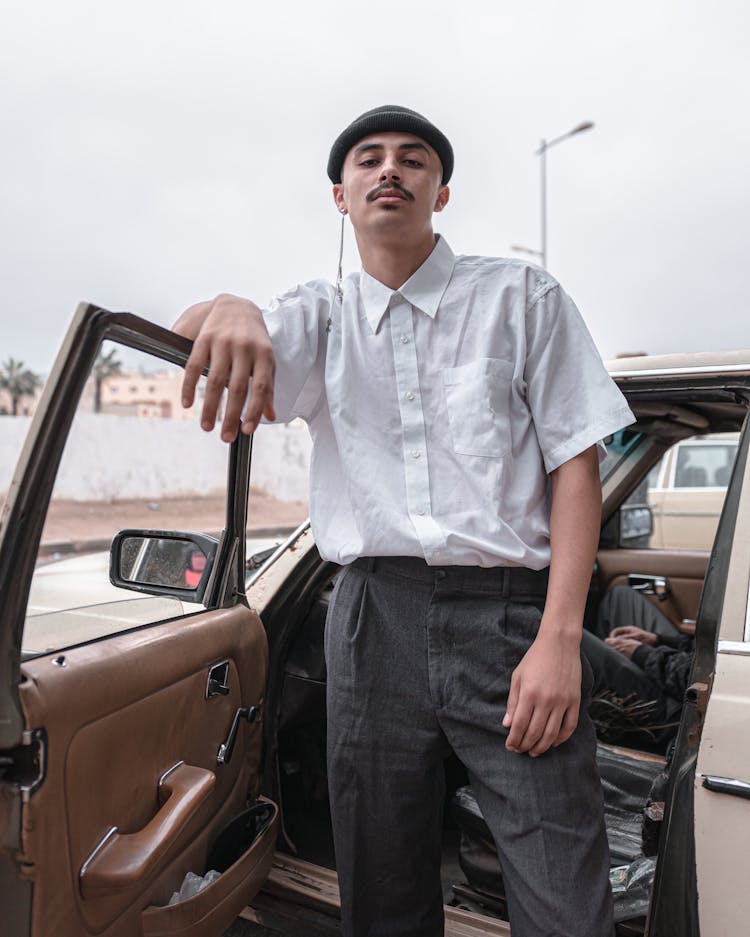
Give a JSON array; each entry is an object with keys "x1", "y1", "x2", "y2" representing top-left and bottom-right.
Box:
[
  {"x1": 261, "y1": 279, "x2": 335, "y2": 423},
  {"x1": 524, "y1": 284, "x2": 635, "y2": 473}
]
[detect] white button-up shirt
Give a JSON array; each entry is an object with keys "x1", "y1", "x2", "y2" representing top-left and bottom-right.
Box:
[{"x1": 262, "y1": 236, "x2": 634, "y2": 569}]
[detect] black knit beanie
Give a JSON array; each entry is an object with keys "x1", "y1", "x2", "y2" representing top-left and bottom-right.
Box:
[{"x1": 327, "y1": 105, "x2": 454, "y2": 184}]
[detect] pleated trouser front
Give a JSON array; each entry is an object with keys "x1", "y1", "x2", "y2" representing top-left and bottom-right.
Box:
[{"x1": 325, "y1": 557, "x2": 614, "y2": 937}]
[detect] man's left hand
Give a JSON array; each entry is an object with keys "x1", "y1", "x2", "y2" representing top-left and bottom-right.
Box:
[
  {"x1": 609, "y1": 625, "x2": 658, "y2": 646},
  {"x1": 502, "y1": 632, "x2": 582, "y2": 757},
  {"x1": 605, "y1": 635, "x2": 641, "y2": 659}
]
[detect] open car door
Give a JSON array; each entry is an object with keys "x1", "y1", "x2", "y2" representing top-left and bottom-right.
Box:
[
  {"x1": 691, "y1": 419, "x2": 750, "y2": 935},
  {"x1": 0, "y1": 304, "x2": 277, "y2": 937}
]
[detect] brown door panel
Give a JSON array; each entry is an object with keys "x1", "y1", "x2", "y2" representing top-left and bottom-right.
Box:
[
  {"x1": 78, "y1": 764, "x2": 217, "y2": 901},
  {"x1": 597, "y1": 548, "x2": 708, "y2": 628},
  {"x1": 18, "y1": 604, "x2": 274, "y2": 937},
  {"x1": 140, "y1": 799, "x2": 278, "y2": 937}
]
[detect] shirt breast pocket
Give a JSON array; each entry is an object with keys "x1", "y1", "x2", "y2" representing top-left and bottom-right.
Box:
[{"x1": 443, "y1": 358, "x2": 514, "y2": 458}]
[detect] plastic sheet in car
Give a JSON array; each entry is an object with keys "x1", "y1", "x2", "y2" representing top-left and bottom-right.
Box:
[
  {"x1": 596, "y1": 746, "x2": 664, "y2": 865},
  {"x1": 449, "y1": 744, "x2": 665, "y2": 927},
  {"x1": 610, "y1": 856, "x2": 656, "y2": 924}
]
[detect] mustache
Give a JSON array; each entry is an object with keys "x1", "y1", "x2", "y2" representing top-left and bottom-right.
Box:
[{"x1": 366, "y1": 181, "x2": 415, "y2": 202}]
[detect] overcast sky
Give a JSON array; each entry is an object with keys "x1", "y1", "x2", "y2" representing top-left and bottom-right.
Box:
[{"x1": 1, "y1": 0, "x2": 748, "y2": 374}]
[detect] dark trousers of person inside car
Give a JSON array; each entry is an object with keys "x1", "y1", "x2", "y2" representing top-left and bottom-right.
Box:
[
  {"x1": 325, "y1": 557, "x2": 614, "y2": 937},
  {"x1": 582, "y1": 585, "x2": 690, "y2": 728}
]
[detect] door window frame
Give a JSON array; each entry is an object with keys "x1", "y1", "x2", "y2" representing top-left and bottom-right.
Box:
[{"x1": 0, "y1": 303, "x2": 251, "y2": 749}]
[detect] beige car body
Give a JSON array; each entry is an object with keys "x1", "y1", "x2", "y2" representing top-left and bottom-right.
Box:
[
  {"x1": 647, "y1": 433, "x2": 739, "y2": 551},
  {"x1": 609, "y1": 349, "x2": 750, "y2": 937}
]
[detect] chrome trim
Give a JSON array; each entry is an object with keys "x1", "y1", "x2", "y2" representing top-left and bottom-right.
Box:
[
  {"x1": 19, "y1": 727, "x2": 47, "y2": 802},
  {"x1": 202, "y1": 526, "x2": 227, "y2": 604},
  {"x1": 245, "y1": 519, "x2": 312, "y2": 589},
  {"x1": 627, "y1": 574, "x2": 670, "y2": 598},
  {"x1": 157, "y1": 760, "x2": 185, "y2": 790},
  {"x1": 702, "y1": 775, "x2": 750, "y2": 801},
  {"x1": 79, "y1": 826, "x2": 118, "y2": 880},
  {"x1": 611, "y1": 363, "x2": 750, "y2": 379},
  {"x1": 653, "y1": 509, "x2": 724, "y2": 516},
  {"x1": 717, "y1": 640, "x2": 750, "y2": 656}
]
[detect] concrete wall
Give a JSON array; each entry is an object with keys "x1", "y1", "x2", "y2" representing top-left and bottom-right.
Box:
[
  {"x1": 0, "y1": 417, "x2": 30, "y2": 493},
  {"x1": 0, "y1": 415, "x2": 311, "y2": 503}
]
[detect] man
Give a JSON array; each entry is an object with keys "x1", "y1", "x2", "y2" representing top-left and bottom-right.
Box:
[
  {"x1": 584, "y1": 585, "x2": 694, "y2": 731},
  {"x1": 174, "y1": 105, "x2": 635, "y2": 937}
]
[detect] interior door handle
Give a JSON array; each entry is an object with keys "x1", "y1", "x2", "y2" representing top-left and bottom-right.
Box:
[
  {"x1": 628, "y1": 574, "x2": 672, "y2": 600},
  {"x1": 79, "y1": 763, "x2": 215, "y2": 899}
]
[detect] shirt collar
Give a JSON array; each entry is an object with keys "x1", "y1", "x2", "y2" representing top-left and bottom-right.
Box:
[{"x1": 359, "y1": 235, "x2": 456, "y2": 333}]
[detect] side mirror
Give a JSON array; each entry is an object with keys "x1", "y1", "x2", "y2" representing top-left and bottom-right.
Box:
[
  {"x1": 110, "y1": 530, "x2": 219, "y2": 604},
  {"x1": 619, "y1": 504, "x2": 653, "y2": 546}
]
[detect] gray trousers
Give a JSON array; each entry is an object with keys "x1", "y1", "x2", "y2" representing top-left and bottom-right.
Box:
[
  {"x1": 593, "y1": 584, "x2": 680, "y2": 644},
  {"x1": 583, "y1": 585, "x2": 684, "y2": 723},
  {"x1": 325, "y1": 557, "x2": 614, "y2": 937}
]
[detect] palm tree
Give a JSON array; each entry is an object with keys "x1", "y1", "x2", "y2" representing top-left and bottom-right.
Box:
[
  {"x1": 0, "y1": 358, "x2": 43, "y2": 416},
  {"x1": 93, "y1": 348, "x2": 123, "y2": 413}
]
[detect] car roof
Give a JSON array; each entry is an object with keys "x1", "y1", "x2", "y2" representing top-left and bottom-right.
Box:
[{"x1": 606, "y1": 349, "x2": 750, "y2": 378}]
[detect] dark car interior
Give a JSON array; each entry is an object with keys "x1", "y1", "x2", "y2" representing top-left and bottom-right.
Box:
[{"x1": 258, "y1": 383, "x2": 749, "y2": 936}]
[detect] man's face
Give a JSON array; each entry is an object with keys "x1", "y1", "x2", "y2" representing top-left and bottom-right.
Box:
[{"x1": 332, "y1": 132, "x2": 449, "y2": 242}]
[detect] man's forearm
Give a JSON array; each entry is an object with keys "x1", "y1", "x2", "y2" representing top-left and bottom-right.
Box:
[
  {"x1": 540, "y1": 445, "x2": 601, "y2": 641},
  {"x1": 503, "y1": 445, "x2": 601, "y2": 755},
  {"x1": 173, "y1": 293, "x2": 263, "y2": 341},
  {"x1": 172, "y1": 299, "x2": 214, "y2": 340}
]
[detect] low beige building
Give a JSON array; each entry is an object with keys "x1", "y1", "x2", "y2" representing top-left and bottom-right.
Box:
[
  {"x1": 98, "y1": 371, "x2": 201, "y2": 421},
  {"x1": 0, "y1": 385, "x2": 44, "y2": 417},
  {"x1": 1, "y1": 370, "x2": 202, "y2": 421}
]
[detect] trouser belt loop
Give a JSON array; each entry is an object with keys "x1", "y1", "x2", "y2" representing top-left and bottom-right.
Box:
[
  {"x1": 366, "y1": 557, "x2": 377, "y2": 573},
  {"x1": 502, "y1": 568, "x2": 511, "y2": 599}
]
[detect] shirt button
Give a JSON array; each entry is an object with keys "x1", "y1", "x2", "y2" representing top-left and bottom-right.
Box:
[
  {"x1": 433, "y1": 550, "x2": 442, "y2": 560},
  {"x1": 410, "y1": 450, "x2": 421, "y2": 459},
  {"x1": 399, "y1": 335, "x2": 409, "y2": 344},
  {"x1": 416, "y1": 507, "x2": 426, "y2": 516},
  {"x1": 405, "y1": 391, "x2": 415, "y2": 401}
]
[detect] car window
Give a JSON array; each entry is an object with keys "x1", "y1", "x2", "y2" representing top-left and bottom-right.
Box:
[
  {"x1": 599, "y1": 428, "x2": 644, "y2": 483},
  {"x1": 624, "y1": 433, "x2": 739, "y2": 551},
  {"x1": 672, "y1": 442, "x2": 737, "y2": 489},
  {"x1": 22, "y1": 339, "x2": 228, "y2": 657},
  {"x1": 245, "y1": 419, "x2": 310, "y2": 553}
]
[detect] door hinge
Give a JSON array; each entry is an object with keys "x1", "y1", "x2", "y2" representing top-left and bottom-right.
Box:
[
  {"x1": 686, "y1": 677, "x2": 712, "y2": 747},
  {"x1": 0, "y1": 727, "x2": 47, "y2": 800},
  {"x1": 686, "y1": 680, "x2": 711, "y2": 714}
]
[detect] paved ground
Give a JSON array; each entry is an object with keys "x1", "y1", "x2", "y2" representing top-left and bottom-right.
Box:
[{"x1": 0, "y1": 489, "x2": 308, "y2": 550}]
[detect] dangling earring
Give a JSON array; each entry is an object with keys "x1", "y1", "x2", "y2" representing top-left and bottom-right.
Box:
[
  {"x1": 328, "y1": 208, "x2": 347, "y2": 333},
  {"x1": 336, "y1": 209, "x2": 347, "y2": 302}
]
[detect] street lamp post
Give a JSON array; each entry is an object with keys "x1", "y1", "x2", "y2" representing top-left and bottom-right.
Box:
[
  {"x1": 532, "y1": 120, "x2": 594, "y2": 269},
  {"x1": 510, "y1": 244, "x2": 544, "y2": 262}
]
